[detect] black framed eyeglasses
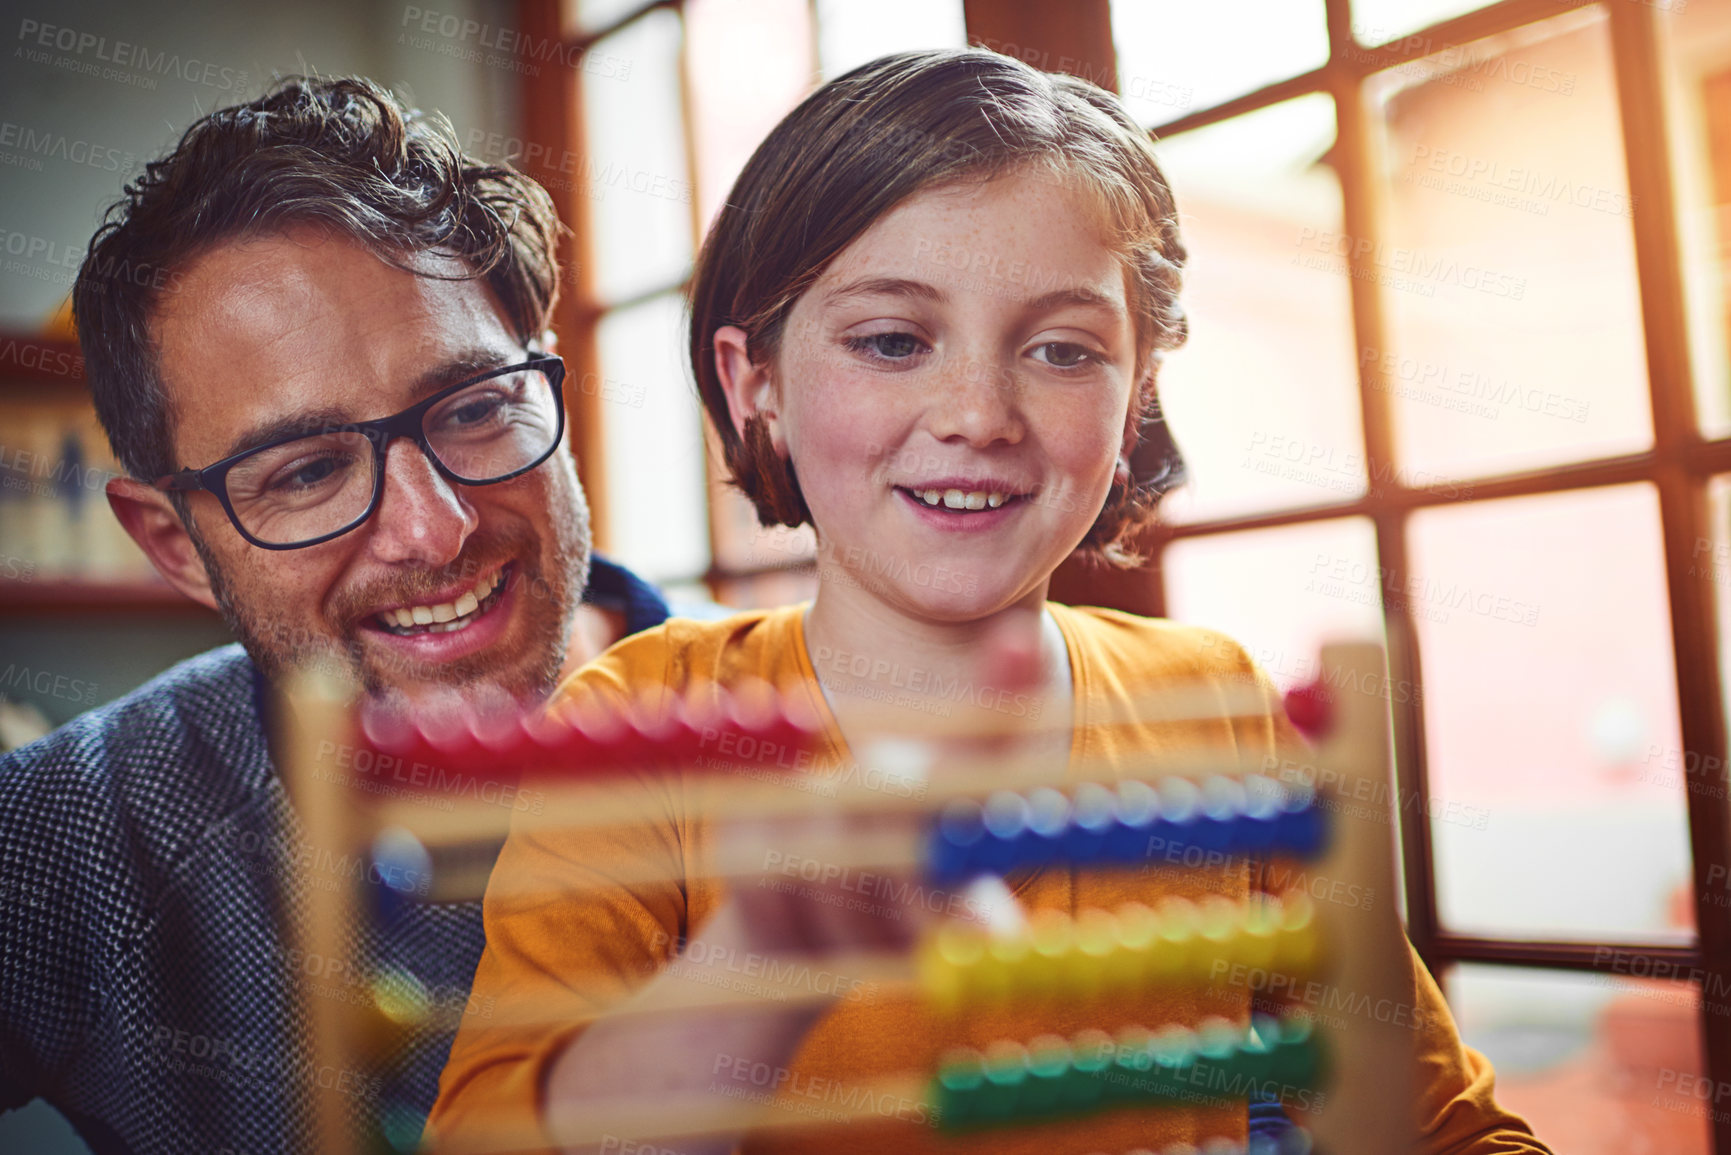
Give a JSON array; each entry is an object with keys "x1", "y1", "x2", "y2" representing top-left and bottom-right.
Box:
[{"x1": 154, "y1": 355, "x2": 567, "y2": 550}]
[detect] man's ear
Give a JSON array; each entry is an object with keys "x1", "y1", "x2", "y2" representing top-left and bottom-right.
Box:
[
  {"x1": 107, "y1": 478, "x2": 220, "y2": 611},
  {"x1": 713, "y1": 325, "x2": 783, "y2": 449}
]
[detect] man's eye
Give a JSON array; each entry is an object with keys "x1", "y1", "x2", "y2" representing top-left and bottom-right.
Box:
[
  {"x1": 845, "y1": 332, "x2": 923, "y2": 361},
  {"x1": 447, "y1": 396, "x2": 504, "y2": 426},
  {"x1": 1033, "y1": 342, "x2": 1094, "y2": 369},
  {"x1": 270, "y1": 455, "x2": 347, "y2": 492}
]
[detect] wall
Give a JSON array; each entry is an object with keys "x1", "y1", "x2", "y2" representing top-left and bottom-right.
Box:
[{"x1": 0, "y1": 0, "x2": 522, "y2": 1147}]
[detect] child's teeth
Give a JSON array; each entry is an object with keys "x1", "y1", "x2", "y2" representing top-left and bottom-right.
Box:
[{"x1": 918, "y1": 488, "x2": 1009, "y2": 511}]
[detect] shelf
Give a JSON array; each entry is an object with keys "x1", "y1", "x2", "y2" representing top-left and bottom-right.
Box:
[
  {"x1": 0, "y1": 334, "x2": 85, "y2": 390},
  {"x1": 0, "y1": 577, "x2": 214, "y2": 616}
]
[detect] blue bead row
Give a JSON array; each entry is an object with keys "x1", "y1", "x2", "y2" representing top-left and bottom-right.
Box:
[{"x1": 926, "y1": 775, "x2": 1326, "y2": 885}]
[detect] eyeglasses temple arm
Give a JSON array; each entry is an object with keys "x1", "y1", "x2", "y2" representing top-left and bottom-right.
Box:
[{"x1": 152, "y1": 470, "x2": 203, "y2": 492}]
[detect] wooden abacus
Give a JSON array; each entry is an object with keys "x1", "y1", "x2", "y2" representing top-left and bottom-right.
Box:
[{"x1": 281, "y1": 642, "x2": 1417, "y2": 1154}]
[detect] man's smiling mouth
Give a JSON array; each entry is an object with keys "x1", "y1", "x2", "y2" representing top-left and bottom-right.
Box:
[{"x1": 373, "y1": 566, "x2": 509, "y2": 636}]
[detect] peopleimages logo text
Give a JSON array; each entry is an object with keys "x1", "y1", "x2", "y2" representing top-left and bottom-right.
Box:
[{"x1": 16, "y1": 19, "x2": 249, "y2": 92}]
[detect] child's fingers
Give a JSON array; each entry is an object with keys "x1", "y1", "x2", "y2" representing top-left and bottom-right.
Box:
[{"x1": 721, "y1": 807, "x2": 931, "y2": 956}]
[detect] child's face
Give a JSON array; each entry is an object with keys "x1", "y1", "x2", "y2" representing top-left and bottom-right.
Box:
[{"x1": 769, "y1": 168, "x2": 1142, "y2": 620}]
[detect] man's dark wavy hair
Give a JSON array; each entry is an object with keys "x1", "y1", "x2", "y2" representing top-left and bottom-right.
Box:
[{"x1": 72, "y1": 75, "x2": 563, "y2": 482}]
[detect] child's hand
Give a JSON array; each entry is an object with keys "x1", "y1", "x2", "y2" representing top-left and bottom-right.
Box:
[
  {"x1": 714, "y1": 611, "x2": 1047, "y2": 962},
  {"x1": 719, "y1": 804, "x2": 931, "y2": 958}
]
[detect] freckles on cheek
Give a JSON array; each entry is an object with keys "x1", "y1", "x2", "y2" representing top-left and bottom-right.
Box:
[{"x1": 787, "y1": 365, "x2": 894, "y2": 462}]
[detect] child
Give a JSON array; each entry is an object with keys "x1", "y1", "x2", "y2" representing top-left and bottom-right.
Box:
[{"x1": 429, "y1": 49, "x2": 1549, "y2": 1155}]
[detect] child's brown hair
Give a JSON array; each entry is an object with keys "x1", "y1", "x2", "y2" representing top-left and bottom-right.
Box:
[{"x1": 688, "y1": 48, "x2": 1189, "y2": 565}]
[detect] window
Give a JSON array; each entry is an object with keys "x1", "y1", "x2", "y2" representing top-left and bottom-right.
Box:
[{"x1": 1133, "y1": 1, "x2": 1731, "y2": 1149}]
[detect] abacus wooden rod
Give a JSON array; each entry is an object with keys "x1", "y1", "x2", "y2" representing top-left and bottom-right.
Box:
[
  {"x1": 432, "y1": 1071, "x2": 932, "y2": 1155},
  {"x1": 381, "y1": 891, "x2": 1326, "y2": 1033},
  {"x1": 433, "y1": 1010, "x2": 1328, "y2": 1153},
  {"x1": 420, "y1": 810, "x2": 931, "y2": 902},
  {"x1": 394, "y1": 776, "x2": 1318, "y2": 910},
  {"x1": 797, "y1": 677, "x2": 1289, "y2": 736},
  {"x1": 366, "y1": 739, "x2": 1293, "y2": 855},
  {"x1": 378, "y1": 675, "x2": 1288, "y2": 763}
]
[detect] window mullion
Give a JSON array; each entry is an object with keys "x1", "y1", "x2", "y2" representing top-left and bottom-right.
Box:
[
  {"x1": 1322, "y1": 0, "x2": 1441, "y2": 970},
  {"x1": 1606, "y1": 6, "x2": 1731, "y2": 1148}
]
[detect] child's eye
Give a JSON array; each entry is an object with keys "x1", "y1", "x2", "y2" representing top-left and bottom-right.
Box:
[
  {"x1": 1031, "y1": 341, "x2": 1096, "y2": 369},
  {"x1": 844, "y1": 332, "x2": 925, "y2": 361}
]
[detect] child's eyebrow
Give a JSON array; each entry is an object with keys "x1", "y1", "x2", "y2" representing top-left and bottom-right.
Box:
[
  {"x1": 1022, "y1": 287, "x2": 1125, "y2": 316},
  {"x1": 820, "y1": 276, "x2": 948, "y2": 307}
]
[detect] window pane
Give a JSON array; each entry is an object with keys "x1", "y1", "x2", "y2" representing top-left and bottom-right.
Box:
[
  {"x1": 1708, "y1": 476, "x2": 1731, "y2": 775},
  {"x1": 1409, "y1": 486, "x2": 1692, "y2": 941},
  {"x1": 573, "y1": 0, "x2": 653, "y2": 36},
  {"x1": 1450, "y1": 964, "x2": 1708, "y2": 1154},
  {"x1": 1162, "y1": 517, "x2": 1385, "y2": 694},
  {"x1": 1153, "y1": 96, "x2": 1366, "y2": 524},
  {"x1": 583, "y1": 9, "x2": 693, "y2": 305},
  {"x1": 1371, "y1": 10, "x2": 1653, "y2": 482},
  {"x1": 1657, "y1": 0, "x2": 1731, "y2": 437},
  {"x1": 686, "y1": 0, "x2": 814, "y2": 230},
  {"x1": 1111, "y1": 2, "x2": 1328, "y2": 124},
  {"x1": 1350, "y1": 0, "x2": 1499, "y2": 47},
  {"x1": 596, "y1": 293, "x2": 710, "y2": 583},
  {"x1": 814, "y1": 0, "x2": 965, "y2": 82},
  {"x1": 704, "y1": 417, "x2": 817, "y2": 579}
]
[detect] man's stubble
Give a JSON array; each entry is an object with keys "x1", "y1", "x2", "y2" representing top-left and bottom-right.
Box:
[{"x1": 188, "y1": 465, "x2": 592, "y2": 709}]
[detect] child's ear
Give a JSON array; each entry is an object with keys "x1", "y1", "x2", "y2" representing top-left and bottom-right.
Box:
[
  {"x1": 713, "y1": 325, "x2": 783, "y2": 448},
  {"x1": 1118, "y1": 368, "x2": 1157, "y2": 476}
]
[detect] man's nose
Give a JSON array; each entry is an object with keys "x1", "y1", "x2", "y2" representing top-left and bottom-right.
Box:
[
  {"x1": 365, "y1": 439, "x2": 478, "y2": 566},
  {"x1": 927, "y1": 352, "x2": 1026, "y2": 447}
]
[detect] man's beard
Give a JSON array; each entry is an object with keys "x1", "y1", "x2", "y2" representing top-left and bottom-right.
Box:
[{"x1": 191, "y1": 504, "x2": 590, "y2": 710}]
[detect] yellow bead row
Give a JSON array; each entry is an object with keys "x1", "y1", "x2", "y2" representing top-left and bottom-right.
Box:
[{"x1": 919, "y1": 892, "x2": 1322, "y2": 1012}]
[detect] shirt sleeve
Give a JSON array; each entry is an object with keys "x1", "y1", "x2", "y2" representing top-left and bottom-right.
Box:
[
  {"x1": 0, "y1": 746, "x2": 95, "y2": 1120},
  {"x1": 1408, "y1": 947, "x2": 1553, "y2": 1153}
]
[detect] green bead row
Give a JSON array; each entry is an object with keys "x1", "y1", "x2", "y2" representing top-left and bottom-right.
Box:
[{"x1": 932, "y1": 1017, "x2": 1323, "y2": 1132}]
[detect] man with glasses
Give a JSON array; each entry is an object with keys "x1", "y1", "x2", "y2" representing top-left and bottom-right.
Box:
[{"x1": 0, "y1": 78, "x2": 668, "y2": 1153}]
